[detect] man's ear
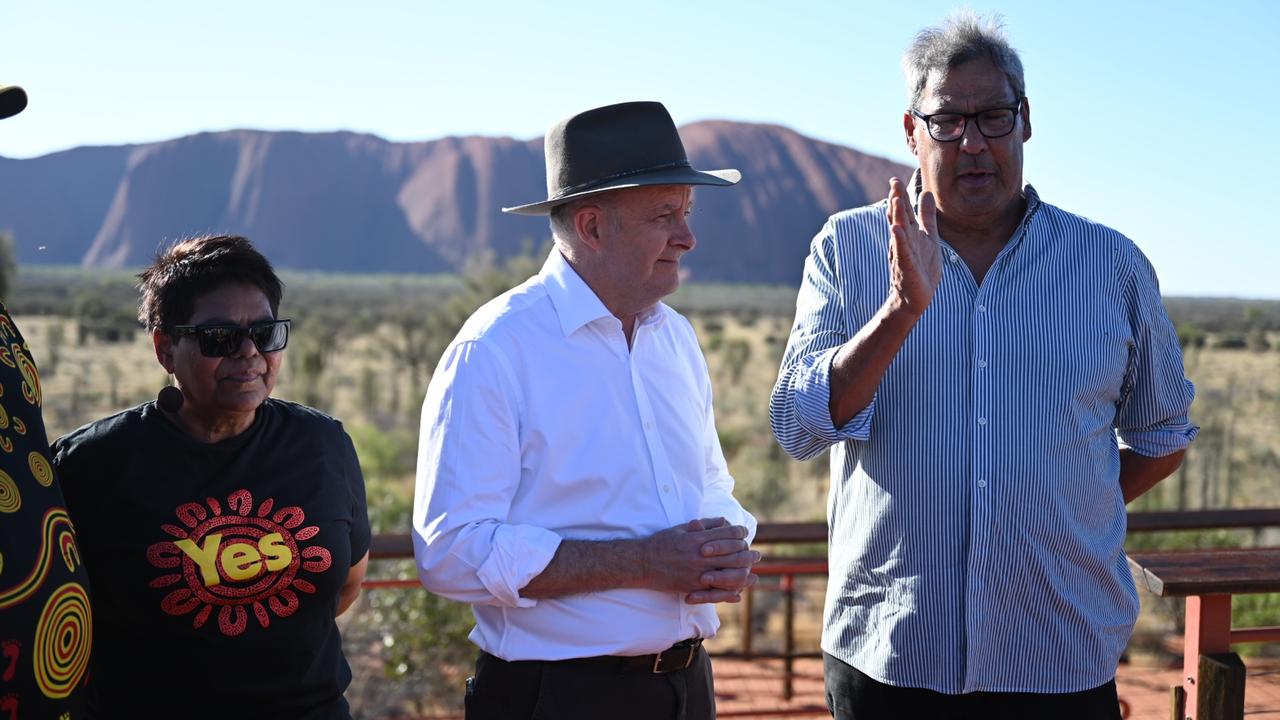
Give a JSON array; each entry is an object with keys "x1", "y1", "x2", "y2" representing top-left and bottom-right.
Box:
[
  {"x1": 1021, "y1": 96, "x2": 1032, "y2": 143},
  {"x1": 903, "y1": 111, "x2": 919, "y2": 156},
  {"x1": 573, "y1": 204, "x2": 607, "y2": 252},
  {"x1": 153, "y1": 329, "x2": 176, "y2": 373}
]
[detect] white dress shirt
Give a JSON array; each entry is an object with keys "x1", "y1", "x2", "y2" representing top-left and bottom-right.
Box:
[{"x1": 413, "y1": 249, "x2": 757, "y2": 661}]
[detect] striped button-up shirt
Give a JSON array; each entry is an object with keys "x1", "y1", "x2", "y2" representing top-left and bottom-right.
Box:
[{"x1": 769, "y1": 182, "x2": 1196, "y2": 694}]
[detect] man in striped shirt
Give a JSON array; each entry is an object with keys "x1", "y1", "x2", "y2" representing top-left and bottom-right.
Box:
[{"x1": 769, "y1": 13, "x2": 1196, "y2": 720}]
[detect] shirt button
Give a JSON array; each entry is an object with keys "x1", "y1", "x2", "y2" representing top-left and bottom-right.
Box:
[
  {"x1": 977, "y1": 479, "x2": 988, "y2": 488},
  {"x1": 977, "y1": 359, "x2": 988, "y2": 368},
  {"x1": 644, "y1": 421, "x2": 653, "y2": 430},
  {"x1": 977, "y1": 304, "x2": 987, "y2": 313},
  {"x1": 663, "y1": 485, "x2": 671, "y2": 493},
  {"x1": 949, "y1": 253, "x2": 959, "y2": 262},
  {"x1": 977, "y1": 417, "x2": 987, "y2": 425}
]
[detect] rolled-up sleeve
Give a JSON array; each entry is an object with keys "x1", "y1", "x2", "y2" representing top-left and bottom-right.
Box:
[
  {"x1": 770, "y1": 220, "x2": 876, "y2": 461},
  {"x1": 1115, "y1": 245, "x2": 1198, "y2": 456},
  {"x1": 412, "y1": 339, "x2": 562, "y2": 608}
]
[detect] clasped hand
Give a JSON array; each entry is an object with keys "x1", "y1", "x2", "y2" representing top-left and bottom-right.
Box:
[{"x1": 643, "y1": 517, "x2": 760, "y2": 605}]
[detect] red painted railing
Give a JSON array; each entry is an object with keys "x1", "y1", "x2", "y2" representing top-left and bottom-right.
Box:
[{"x1": 363, "y1": 510, "x2": 1280, "y2": 717}]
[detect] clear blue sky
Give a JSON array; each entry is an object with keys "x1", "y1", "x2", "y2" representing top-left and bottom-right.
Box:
[{"x1": 2, "y1": 0, "x2": 1276, "y2": 297}]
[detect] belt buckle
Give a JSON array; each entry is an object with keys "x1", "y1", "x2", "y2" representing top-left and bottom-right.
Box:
[{"x1": 651, "y1": 640, "x2": 697, "y2": 674}]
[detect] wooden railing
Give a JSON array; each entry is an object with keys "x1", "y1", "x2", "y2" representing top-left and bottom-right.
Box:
[
  {"x1": 364, "y1": 507, "x2": 1280, "y2": 566},
  {"x1": 1126, "y1": 508, "x2": 1280, "y2": 532},
  {"x1": 1125, "y1": 511, "x2": 1280, "y2": 720},
  {"x1": 361, "y1": 509, "x2": 1280, "y2": 707},
  {"x1": 724, "y1": 509, "x2": 1280, "y2": 701}
]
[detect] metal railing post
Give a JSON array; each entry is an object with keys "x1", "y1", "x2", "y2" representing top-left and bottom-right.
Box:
[{"x1": 783, "y1": 573, "x2": 795, "y2": 701}]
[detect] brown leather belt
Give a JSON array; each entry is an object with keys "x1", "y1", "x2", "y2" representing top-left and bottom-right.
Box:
[{"x1": 538, "y1": 638, "x2": 705, "y2": 674}]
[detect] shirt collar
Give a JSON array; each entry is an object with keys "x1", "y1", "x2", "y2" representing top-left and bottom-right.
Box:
[
  {"x1": 540, "y1": 250, "x2": 668, "y2": 337},
  {"x1": 539, "y1": 250, "x2": 618, "y2": 337}
]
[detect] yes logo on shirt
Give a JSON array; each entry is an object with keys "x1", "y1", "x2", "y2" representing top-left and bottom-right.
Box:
[
  {"x1": 173, "y1": 531, "x2": 293, "y2": 586},
  {"x1": 146, "y1": 489, "x2": 332, "y2": 636}
]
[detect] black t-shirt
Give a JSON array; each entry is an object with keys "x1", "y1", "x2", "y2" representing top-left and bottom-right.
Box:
[
  {"x1": 0, "y1": 304, "x2": 92, "y2": 718},
  {"x1": 53, "y1": 398, "x2": 370, "y2": 720}
]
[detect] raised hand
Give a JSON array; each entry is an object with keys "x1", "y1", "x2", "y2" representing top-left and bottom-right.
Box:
[{"x1": 887, "y1": 177, "x2": 943, "y2": 316}]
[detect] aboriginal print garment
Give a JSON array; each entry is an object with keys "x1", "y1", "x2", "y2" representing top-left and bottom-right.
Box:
[{"x1": 0, "y1": 304, "x2": 92, "y2": 718}]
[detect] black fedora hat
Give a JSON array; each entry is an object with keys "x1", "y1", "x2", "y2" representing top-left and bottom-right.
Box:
[
  {"x1": 0, "y1": 85, "x2": 28, "y2": 120},
  {"x1": 502, "y1": 101, "x2": 740, "y2": 216}
]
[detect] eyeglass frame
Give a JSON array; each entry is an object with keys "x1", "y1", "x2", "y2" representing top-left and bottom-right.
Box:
[
  {"x1": 168, "y1": 319, "x2": 292, "y2": 357},
  {"x1": 910, "y1": 98, "x2": 1026, "y2": 142}
]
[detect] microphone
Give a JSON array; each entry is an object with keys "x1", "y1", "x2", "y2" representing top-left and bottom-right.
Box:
[{"x1": 157, "y1": 385, "x2": 184, "y2": 413}]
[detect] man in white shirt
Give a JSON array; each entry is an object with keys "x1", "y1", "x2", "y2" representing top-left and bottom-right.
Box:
[{"x1": 413, "y1": 101, "x2": 760, "y2": 720}]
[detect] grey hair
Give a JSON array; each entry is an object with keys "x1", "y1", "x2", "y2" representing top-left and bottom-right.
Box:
[
  {"x1": 548, "y1": 196, "x2": 620, "y2": 247},
  {"x1": 548, "y1": 201, "x2": 580, "y2": 246},
  {"x1": 902, "y1": 11, "x2": 1025, "y2": 110}
]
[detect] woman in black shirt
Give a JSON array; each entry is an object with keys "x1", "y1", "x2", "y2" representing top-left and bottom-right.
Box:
[{"x1": 53, "y1": 235, "x2": 370, "y2": 719}]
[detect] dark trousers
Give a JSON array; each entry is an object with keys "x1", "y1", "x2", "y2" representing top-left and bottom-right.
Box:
[
  {"x1": 823, "y1": 652, "x2": 1122, "y2": 720},
  {"x1": 465, "y1": 648, "x2": 716, "y2": 720}
]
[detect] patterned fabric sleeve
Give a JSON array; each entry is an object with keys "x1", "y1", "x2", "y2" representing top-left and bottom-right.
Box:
[
  {"x1": 1115, "y1": 242, "x2": 1199, "y2": 455},
  {"x1": 770, "y1": 218, "x2": 877, "y2": 462}
]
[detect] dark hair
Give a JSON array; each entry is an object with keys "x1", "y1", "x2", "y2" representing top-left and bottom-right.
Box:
[{"x1": 137, "y1": 235, "x2": 284, "y2": 331}]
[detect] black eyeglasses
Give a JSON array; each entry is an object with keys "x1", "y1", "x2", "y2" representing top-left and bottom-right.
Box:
[
  {"x1": 911, "y1": 98, "x2": 1024, "y2": 142},
  {"x1": 170, "y1": 319, "x2": 291, "y2": 357}
]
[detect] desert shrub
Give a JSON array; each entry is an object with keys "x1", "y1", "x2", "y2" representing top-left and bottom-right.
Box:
[
  {"x1": 1213, "y1": 334, "x2": 1247, "y2": 350},
  {"x1": 1177, "y1": 323, "x2": 1207, "y2": 349}
]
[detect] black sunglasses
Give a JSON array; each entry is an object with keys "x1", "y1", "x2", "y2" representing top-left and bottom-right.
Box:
[{"x1": 170, "y1": 319, "x2": 291, "y2": 358}]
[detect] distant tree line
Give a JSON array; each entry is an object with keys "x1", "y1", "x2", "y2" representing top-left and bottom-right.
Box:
[
  {"x1": 1165, "y1": 297, "x2": 1280, "y2": 333},
  {"x1": 12, "y1": 264, "x2": 1279, "y2": 336}
]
